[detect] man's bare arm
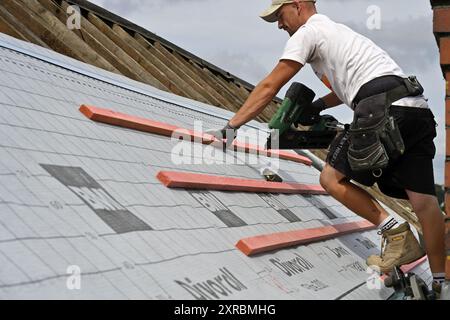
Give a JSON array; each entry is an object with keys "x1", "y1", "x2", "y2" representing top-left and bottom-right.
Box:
[{"x1": 228, "y1": 60, "x2": 303, "y2": 128}]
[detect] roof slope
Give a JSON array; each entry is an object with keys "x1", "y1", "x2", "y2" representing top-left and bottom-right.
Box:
[{"x1": 0, "y1": 33, "x2": 430, "y2": 299}]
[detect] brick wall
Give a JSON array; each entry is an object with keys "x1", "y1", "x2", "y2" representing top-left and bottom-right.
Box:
[
  {"x1": 432, "y1": 1, "x2": 450, "y2": 189},
  {"x1": 431, "y1": 0, "x2": 450, "y2": 281}
]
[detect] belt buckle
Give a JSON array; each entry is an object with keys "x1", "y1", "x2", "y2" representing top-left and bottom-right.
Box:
[
  {"x1": 407, "y1": 75, "x2": 419, "y2": 88},
  {"x1": 405, "y1": 75, "x2": 423, "y2": 96}
]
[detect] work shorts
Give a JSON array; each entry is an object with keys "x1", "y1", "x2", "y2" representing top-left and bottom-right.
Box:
[{"x1": 326, "y1": 105, "x2": 437, "y2": 199}]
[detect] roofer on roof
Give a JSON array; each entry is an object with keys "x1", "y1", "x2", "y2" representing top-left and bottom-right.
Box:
[{"x1": 208, "y1": 0, "x2": 445, "y2": 297}]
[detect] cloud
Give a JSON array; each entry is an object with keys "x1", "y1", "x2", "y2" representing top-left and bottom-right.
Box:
[{"x1": 343, "y1": 17, "x2": 438, "y2": 73}]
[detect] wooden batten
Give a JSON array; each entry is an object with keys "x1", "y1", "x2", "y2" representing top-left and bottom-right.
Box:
[
  {"x1": 2, "y1": 0, "x2": 82, "y2": 60},
  {"x1": 197, "y1": 65, "x2": 245, "y2": 111},
  {"x1": 87, "y1": 12, "x2": 177, "y2": 93},
  {"x1": 174, "y1": 51, "x2": 242, "y2": 111},
  {"x1": 14, "y1": 0, "x2": 118, "y2": 73},
  {"x1": 0, "y1": 5, "x2": 50, "y2": 48},
  {"x1": 112, "y1": 23, "x2": 207, "y2": 104},
  {"x1": 135, "y1": 34, "x2": 225, "y2": 108},
  {"x1": 42, "y1": 0, "x2": 160, "y2": 87},
  {"x1": 161, "y1": 44, "x2": 234, "y2": 108}
]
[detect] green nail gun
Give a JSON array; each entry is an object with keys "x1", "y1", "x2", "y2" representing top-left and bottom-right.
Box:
[{"x1": 266, "y1": 82, "x2": 340, "y2": 150}]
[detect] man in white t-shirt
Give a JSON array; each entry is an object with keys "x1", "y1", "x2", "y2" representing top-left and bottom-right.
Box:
[{"x1": 208, "y1": 0, "x2": 445, "y2": 296}]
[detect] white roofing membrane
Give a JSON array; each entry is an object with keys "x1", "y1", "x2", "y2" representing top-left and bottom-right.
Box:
[{"x1": 0, "y1": 33, "x2": 431, "y2": 300}]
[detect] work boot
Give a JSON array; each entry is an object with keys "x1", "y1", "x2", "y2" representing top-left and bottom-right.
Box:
[
  {"x1": 432, "y1": 281, "x2": 441, "y2": 300},
  {"x1": 366, "y1": 222, "x2": 425, "y2": 274}
]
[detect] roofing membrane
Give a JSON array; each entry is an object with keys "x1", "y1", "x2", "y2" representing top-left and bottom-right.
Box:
[{"x1": 0, "y1": 33, "x2": 431, "y2": 300}]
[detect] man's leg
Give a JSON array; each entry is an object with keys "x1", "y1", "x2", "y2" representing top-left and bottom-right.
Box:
[
  {"x1": 321, "y1": 164, "x2": 426, "y2": 274},
  {"x1": 320, "y1": 164, "x2": 389, "y2": 225},
  {"x1": 405, "y1": 190, "x2": 446, "y2": 274}
]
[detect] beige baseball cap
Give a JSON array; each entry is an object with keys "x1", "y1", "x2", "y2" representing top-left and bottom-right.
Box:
[{"x1": 260, "y1": 0, "x2": 316, "y2": 23}]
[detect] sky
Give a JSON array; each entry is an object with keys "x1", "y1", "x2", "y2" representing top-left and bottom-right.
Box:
[{"x1": 89, "y1": 0, "x2": 445, "y2": 184}]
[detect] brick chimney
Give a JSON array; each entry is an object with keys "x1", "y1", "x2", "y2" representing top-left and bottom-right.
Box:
[{"x1": 431, "y1": 0, "x2": 450, "y2": 281}]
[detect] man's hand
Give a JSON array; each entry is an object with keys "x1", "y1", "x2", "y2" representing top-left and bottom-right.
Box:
[
  {"x1": 205, "y1": 122, "x2": 238, "y2": 149},
  {"x1": 297, "y1": 98, "x2": 327, "y2": 126}
]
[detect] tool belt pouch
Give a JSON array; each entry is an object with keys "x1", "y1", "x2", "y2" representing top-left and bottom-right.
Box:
[{"x1": 347, "y1": 93, "x2": 405, "y2": 172}]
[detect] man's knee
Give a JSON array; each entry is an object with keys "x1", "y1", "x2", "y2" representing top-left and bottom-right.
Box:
[
  {"x1": 319, "y1": 170, "x2": 332, "y2": 191},
  {"x1": 406, "y1": 190, "x2": 440, "y2": 215},
  {"x1": 320, "y1": 165, "x2": 347, "y2": 193}
]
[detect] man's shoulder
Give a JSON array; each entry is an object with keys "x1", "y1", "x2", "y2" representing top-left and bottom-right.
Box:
[
  {"x1": 307, "y1": 13, "x2": 332, "y2": 24},
  {"x1": 288, "y1": 23, "x2": 316, "y2": 44},
  {"x1": 302, "y1": 14, "x2": 338, "y2": 36},
  {"x1": 293, "y1": 14, "x2": 328, "y2": 36},
  {"x1": 290, "y1": 14, "x2": 333, "y2": 41}
]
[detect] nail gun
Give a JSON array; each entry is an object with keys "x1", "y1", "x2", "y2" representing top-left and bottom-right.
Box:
[{"x1": 266, "y1": 82, "x2": 340, "y2": 150}]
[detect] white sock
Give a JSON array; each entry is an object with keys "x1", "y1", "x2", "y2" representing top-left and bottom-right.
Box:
[
  {"x1": 377, "y1": 216, "x2": 399, "y2": 234},
  {"x1": 433, "y1": 273, "x2": 446, "y2": 284}
]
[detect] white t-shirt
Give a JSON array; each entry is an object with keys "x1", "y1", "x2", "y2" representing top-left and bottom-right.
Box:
[{"x1": 280, "y1": 14, "x2": 428, "y2": 109}]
